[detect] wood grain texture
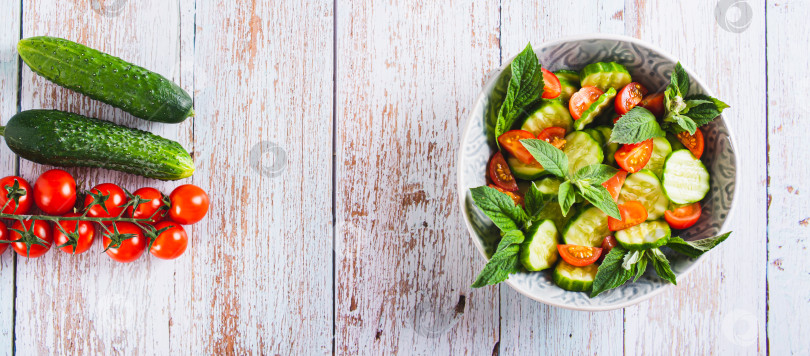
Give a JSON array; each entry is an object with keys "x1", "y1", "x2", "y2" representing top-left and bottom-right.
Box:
[
  {"x1": 191, "y1": 0, "x2": 334, "y2": 354},
  {"x1": 334, "y1": 0, "x2": 501, "y2": 354},
  {"x1": 623, "y1": 1, "x2": 767, "y2": 355},
  {"x1": 0, "y1": 2, "x2": 20, "y2": 355},
  {"x1": 766, "y1": 1, "x2": 810, "y2": 354},
  {"x1": 498, "y1": 1, "x2": 625, "y2": 355}
]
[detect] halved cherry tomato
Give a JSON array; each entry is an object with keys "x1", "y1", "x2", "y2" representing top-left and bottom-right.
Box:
[
  {"x1": 488, "y1": 184, "x2": 525, "y2": 207},
  {"x1": 487, "y1": 152, "x2": 518, "y2": 192},
  {"x1": 615, "y1": 82, "x2": 648, "y2": 115},
  {"x1": 54, "y1": 213, "x2": 96, "y2": 254},
  {"x1": 608, "y1": 201, "x2": 648, "y2": 231},
  {"x1": 615, "y1": 139, "x2": 653, "y2": 173},
  {"x1": 664, "y1": 202, "x2": 701, "y2": 229},
  {"x1": 602, "y1": 170, "x2": 628, "y2": 202},
  {"x1": 639, "y1": 92, "x2": 665, "y2": 118},
  {"x1": 537, "y1": 126, "x2": 567, "y2": 149},
  {"x1": 541, "y1": 68, "x2": 561, "y2": 99},
  {"x1": 676, "y1": 128, "x2": 704, "y2": 159},
  {"x1": 497, "y1": 130, "x2": 537, "y2": 164},
  {"x1": 0, "y1": 176, "x2": 33, "y2": 214},
  {"x1": 569, "y1": 86, "x2": 604, "y2": 120},
  {"x1": 557, "y1": 245, "x2": 602, "y2": 267}
]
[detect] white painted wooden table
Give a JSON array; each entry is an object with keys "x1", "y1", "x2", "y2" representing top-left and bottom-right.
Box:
[{"x1": 0, "y1": 0, "x2": 801, "y2": 354}]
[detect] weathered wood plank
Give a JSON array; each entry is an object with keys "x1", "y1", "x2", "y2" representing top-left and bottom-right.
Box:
[
  {"x1": 190, "y1": 0, "x2": 334, "y2": 353},
  {"x1": 0, "y1": 1, "x2": 21, "y2": 355},
  {"x1": 623, "y1": 1, "x2": 767, "y2": 355},
  {"x1": 766, "y1": 1, "x2": 810, "y2": 354},
  {"x1": 334, "y1": 0, "x2": 501, "y2": 354},
  {"x1": 498, "y1": 1, "x2": 625, "y2": 354}
]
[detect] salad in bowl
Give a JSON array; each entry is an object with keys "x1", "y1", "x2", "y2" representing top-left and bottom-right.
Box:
[{"x1": 458, "y1": 36, "x2": 736, "y2": 310}]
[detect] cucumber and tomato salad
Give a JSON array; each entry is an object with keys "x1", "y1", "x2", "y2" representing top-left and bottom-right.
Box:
[{"x1": 482, "y1": 60, "x2": 718, "y2": 293}]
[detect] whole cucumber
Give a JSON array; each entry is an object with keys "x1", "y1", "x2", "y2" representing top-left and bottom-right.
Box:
[
  {"x1": 1, "y1": 110, "x2": 195, "y2": 180},
  {"x1": 17, "y1": 36, "x2": 193, "y2": 124}
]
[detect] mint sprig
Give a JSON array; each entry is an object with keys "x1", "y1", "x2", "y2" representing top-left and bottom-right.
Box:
[
  {"x1": 662, "y1": 62, "x2": 729, "y2": 134},
  {"x1": 494, "y1": 44, "x2": 545, "y2": 142},
  {"x1": 591, "y1": 246, "x2": 633, "y2": 297},
  {"x1": 666, "y1": 232, "x2": 731, "y2": 258},
  {"x1": 471, "y1": 230, "x2": 525, "y2": 287},
  {"x1": 470, "y1": 186, "x2": 528, "y2": 232},
  {"x1": 610, "y1": 107, "x2": 666, "y2": 144},
  {"x1": 525, "y1": 181, "x2": 553, "y2": 219}
]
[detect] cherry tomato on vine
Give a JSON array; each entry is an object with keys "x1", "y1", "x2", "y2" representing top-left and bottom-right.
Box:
[
  {"x1": 150, "y1": 221, "x2": 188, "y2": 260},
  {"x1": 615, "y1": 82, "x2": 648, "y2": 115},
  {"x1": 9, "y1": 219, "x2": 52, "y2": 258},
  {"x1": 497, "y1": 130, "x2": 537, "y2": 165},
  {"x1": 541, "y1": 68, "x2": 561, "y2": 99},
  {"x1": 639, "y1": 92, "x2": 665, "y2": 118},
  {"x1": 615, "y1": 139, "x2": 653, "y2": 173},
  {"x1": 607, "y1": 201, "x2": 648, "y2": 231},
  {"x1": 84, "y1": 183, "x2": 127, "y2": 219},
  {"x1": 103, "y1": 222, "x2": 146, "y2": 263},
  {"x1": 486, "y1": 152, "x2": 518, "y2": 192},
  {"x1": 169, "y1": 185, "x2": 210, "y2": 225},
  {"x1": 126, "y1": 187, "x2": 168, "y2": 224},
  {"x1": 569, "y1": 86, "x2": 604, "y2": 120},
  {"x1": 557, "y1": 245, "x2": 602, "y2": 267},
  {"x1": 488, "y1": 184, "x2": 525, "y2": 207},
  {"x1": 0, "y1": 224, "x2": 8, "y2": 255},
  {"x1": 664, "y1": 202, "x2": 702, "y2": 230},
  {"x1": 34, "y1": 169, "x2": 77, "y2": 215},
  {"x1": 0, "y1": 176, "x2": 33, "y2": 214},
  {"x1": 676, "y1": 128, "x2": 705, "y2": 159},
  {"x1": 536, "y1": 127, "x2": 567, "y2": 149},
  {"x1": 54, "y1": 213, "x2": 96, "y2": 254}
]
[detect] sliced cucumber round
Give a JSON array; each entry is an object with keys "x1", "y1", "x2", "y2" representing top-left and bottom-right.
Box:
[
  {"x1": 574, "y1": 87, "x2": 617, "y2": 131},
  {"x1": 507, "y1": 155, "x2": 547, "y2": 181},
  {"x1": 553, "y1": 69, "x2": 580, "y2": 82},
  {"x1": 643, "y1": 137, "x2": 673, "y2": 178},
  {"x1": 662, "y1": 149, "x2": 711, "y2": 204},
  {"x1": 519, "y1": 220, "x2": 559, "y2": 271},
  {"x1": 580, "y1": 62, "x2": 632, "y2": 92},
  {"x1": 583, "y1": 128, "x2": 606, "y2": 147},
  {"x1": 557, "y1": 77, "x2": 580, "y2": 104},
  {"x1": 618, "y1": 169, "x2": 669, "y2": 220},
  {"x1": 594, "y1": 126, "x2": 619, "y2": 165},
  {"x1": 562, "y1": 206, "x2": 610, "y2": 247},
  {"x1": 534, "y1": 176, "x2": 562, "y2": 195},
  {"x1": 563, "y1": 131, "x2": 604, "y2": 176},
  {"x1": 537, "y1": 201, "x2": 576, "y2": 234},
  {"x1": 615, "y1": 220, "x2": 671, "y2": 250},
  {"x1": 553, "y1": 260, "x2": 598, "y2": 292},
  {"x1": 520, "y1": 99, "x2": 574, "y2": 135}
]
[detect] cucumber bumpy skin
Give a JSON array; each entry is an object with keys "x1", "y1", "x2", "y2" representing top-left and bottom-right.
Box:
[
  {"x1": 18, "y1": 37, "x2": 193, "y2": 124},
  {"x1": 1, "y1": 110, "x2": 195, "y2": 180}
]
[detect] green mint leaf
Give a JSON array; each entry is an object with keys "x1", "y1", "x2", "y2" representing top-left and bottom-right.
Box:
[
  {"x1": 671, "y1": 114, "x2": 698, "y2": 135},
  {"x1": 684, "y1": 103, "x2": 721, "y2": 127},
  {"x1": 495, "y1": 43, "x2": 545, "y2": 140},
  {"x1": 649, "y1": 248, "x2": 677, "y2": 285},
  {"x1": 558, "y1": 181, "x2": 576, "y2": 216},
  {"x1": 576, "y1": 184, "x2": 621, "y2": 219},
  {"x1": 471, "y1": 230, "x2": 525, "y2": 288},
  {"x1": 632, "y1": 254, "x2": 648, "y2": 282},
  {"x1": 591, "y1": 246, "x2": 633, "y2": 297},
  {"x1": 574, "y1": 164, "x2": 620, "y2": 187},
  {"x1": 520, "y1": 138, "x2": 568, "y2": 178},
  {"x1": 622, "y1": 250, "x2": 644, "y2": 270},
  {"x1": 610, "y1": 107, "x2": 666, "y2": 144},
  {"x1": 666, "y1": 232, "x2": 732, "y2": 258},
  {"x1": 671, "y1": 62, "x2": 690, "y2": 97},
  {"x1": 686, "y1": 94, "x2": 730, "y2": 113},
  {"x1": 470, "y1": 186, "x2": 529, "y2": 232},
  {"x1": 525, "y1": 181, "x2": 553, "y2": 220}
]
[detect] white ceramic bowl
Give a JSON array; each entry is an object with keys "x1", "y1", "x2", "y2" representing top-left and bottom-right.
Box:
[{"x1": 457, "y1": 34, "x2": 737, "y2": 311}]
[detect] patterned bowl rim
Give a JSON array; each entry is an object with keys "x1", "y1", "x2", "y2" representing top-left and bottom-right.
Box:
[{"x1": 456, "y1": 33, "x2": 739, "y2": 311}]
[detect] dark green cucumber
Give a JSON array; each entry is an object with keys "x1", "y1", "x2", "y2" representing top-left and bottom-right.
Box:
[
  {"x1": 1, "y1": 110, "x2": 194, "y2": 180},
  {"x1": 18, "y1": 37, "x2": 193, "y2": 124}
]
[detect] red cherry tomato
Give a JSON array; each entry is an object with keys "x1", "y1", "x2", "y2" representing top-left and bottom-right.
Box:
[
  {"x1": 0, "y1": 176, "x2": 33, "y2": 214},
  {"x1": 557, "y1": 245, "x2": 602, "y2": 267},
  {"x1": 497, "y1": 130, "x2": 537, "y2": 165},
  {"x1": 536, "y1": 127, "x2": 567, "y2": 149},
  {"x1": 150, "y1": 221, "x2": 189, "y2": 260},
  {"x1": 541, "y1": 68, "x2": 561, "y2": 99},
  {"x1": 569, "y1": 86, "x2": 604, "y2": 120},
  {"x1": 126, "y1": 187, "x2": 168, "y2": 224},
  {"x1": 54, "y1": 213, "x2": 96, "y2": 254},
  {"x1": 600, "y1": 236, "x2": 618, "y2": 257},
  {"x1": 488, "y1": 184, "x2": 525, "y2": 207},
  {"x1": 664, "y1": 202, "x2": 702, "y2": 230},
  {"x1": 615, "y1": 139, "x2": 654, "y2": 173},
  {"x1": 676, "y1": 128, "x2": 705, "y2": 159},
  {"x1": 83, "y1": 183, "x2": 128, "y2": 220},
  {"x1": 608, "y1": 201, "x2": 649, "y2": 231},
  {"x1": 103, "y1": 222, "x2": 147, "y2": 263},
  {"x1": 0, "y1": 224, "x2": 8, "y2": 255},
  {"x1": 613, "y1": 115, "x2": 622, "y2": 124},
  {"x1": 487, "y1": 152, "x2": 518, "y2": 192},
  {"x1": 169, "y1": 184, "x2": 210, "y2": 225},
  {"x1": 615, "y1": 82, "x2": 648, "y2": 115},
  {"x1": 9, "y1": 219, "x2": 52, "y2": 258},
  {"x1": 639, "y1": 92, "x2": 665, "y2": 118},
  {"x1": 602, "y1": 170, "x2": 628, "y2": 202},
  {"x1": 34, "y1": 169, "x2": 77, "y2": 215}
]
